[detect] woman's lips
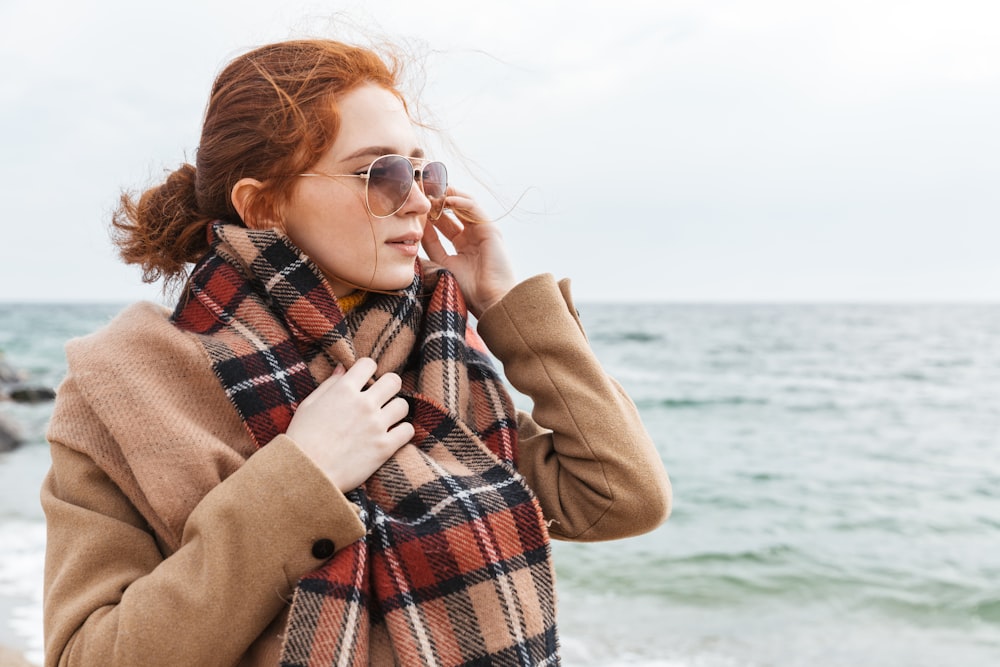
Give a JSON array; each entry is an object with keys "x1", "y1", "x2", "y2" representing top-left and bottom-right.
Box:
[{"x1": 387, "y1": 238, "x2": 420, "y2": 257}]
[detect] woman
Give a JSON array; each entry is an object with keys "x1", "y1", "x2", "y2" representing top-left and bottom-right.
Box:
[{"x1": 42, "y1": 39, "x2": 670, "y2": 666}]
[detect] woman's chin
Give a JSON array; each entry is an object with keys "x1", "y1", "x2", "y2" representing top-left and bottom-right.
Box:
[{"x1": 369, "y1": 269, "x2": 418, "y2": 293}]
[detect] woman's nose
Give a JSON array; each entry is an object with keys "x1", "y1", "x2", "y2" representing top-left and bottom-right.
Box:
[{"x1": 399, "y1": 176, "x2": 432, "y2": 216}]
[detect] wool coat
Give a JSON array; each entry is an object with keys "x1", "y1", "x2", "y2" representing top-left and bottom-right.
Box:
[{"x1": 41, "y1": 274, "x2": 671, "y2": 667}]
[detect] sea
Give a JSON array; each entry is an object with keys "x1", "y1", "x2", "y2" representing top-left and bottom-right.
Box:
[{"x1": 1, "y1": 302, "x2": 998, "y2": 666}]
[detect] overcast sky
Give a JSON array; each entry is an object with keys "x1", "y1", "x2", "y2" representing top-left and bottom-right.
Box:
[{"x1": 2, "y1": 0, "x2": 998, "y2": 303}]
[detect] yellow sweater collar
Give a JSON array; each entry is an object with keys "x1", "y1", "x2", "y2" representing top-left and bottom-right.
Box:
[{"x1": 338, "y1": 291, "x2": 367, "y2": 313}]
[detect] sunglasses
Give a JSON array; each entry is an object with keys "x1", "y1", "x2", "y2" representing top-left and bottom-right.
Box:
[{"x1": 298, "y1": 154, "x2": 448, "y2": 220}]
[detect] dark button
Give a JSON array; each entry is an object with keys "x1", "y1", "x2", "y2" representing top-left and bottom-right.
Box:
[{"x1": 311, "y1": 538, "x2": 335, "y2": 560}]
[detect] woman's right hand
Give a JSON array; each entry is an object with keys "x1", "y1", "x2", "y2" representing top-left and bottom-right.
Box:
[{"x1": 285, "y1": 357, "x2": 413, "y2": 492}]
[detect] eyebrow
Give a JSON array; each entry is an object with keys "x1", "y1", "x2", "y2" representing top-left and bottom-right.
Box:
[{"x1": 341, "y1": 146, "x2": 426, "y2": 161}]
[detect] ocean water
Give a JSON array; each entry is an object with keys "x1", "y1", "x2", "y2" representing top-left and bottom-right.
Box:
[{"x1": 1, "y1": 302, "x2": 999, "y2": 666}]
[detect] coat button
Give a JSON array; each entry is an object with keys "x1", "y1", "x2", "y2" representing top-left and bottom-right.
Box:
[{"x1": 311, "y1": 538, "x2": 335, "y2": 560}]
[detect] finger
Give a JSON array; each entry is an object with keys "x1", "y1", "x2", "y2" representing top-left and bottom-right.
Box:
[
  {"x1": 381, "y1": 396, "x2": 411, "y2": 426},
  {"x1": 339, "y1": 357, "x2": 378, "y2": 391},
  {"x1": 366, "y1": 371, "x2": 403, "y2": 406},
  {"x1": 429, "y1": 212, "x2": 465, "y2": 241},
  {"x1": 421, "y1": 220, "x2": 450, "y2": 263},
  {"x1": 303, "y1": 363, "x2": 348, "y2": 404},
  {"x1": 386, "y1": 421, "x2": 415, "y2": 448},
  {"x1": 443, "y1": 190, "x2": 489, "y2": 225},
  {"x1": 319, "y1": 363, "x2": 347, "y2": 384}
]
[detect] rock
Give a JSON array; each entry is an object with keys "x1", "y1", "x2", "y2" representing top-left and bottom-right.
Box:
[
  {"x1": 0, "y1": 412, "x2": 20, "y2": 453},
  {"x1": 0, "y1": 354, "x2": 53, "y2": 452},
  {"x1": 6, "y1": 386, "x2": 56, "y2": 404},
  {"x1": 0, "y1": 355, "x2": 54, "y2": 404}
]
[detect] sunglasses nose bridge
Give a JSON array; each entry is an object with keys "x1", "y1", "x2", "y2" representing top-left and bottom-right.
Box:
[
  {"x1": 368, "y1": 156, "x2": 445, "y2": 218},
  {"x1": 414, "y1": 169, "x2": 431, "y2": 197},
  {"x1": 408, "y1": 175, "x2": 434, "y2": 211}
]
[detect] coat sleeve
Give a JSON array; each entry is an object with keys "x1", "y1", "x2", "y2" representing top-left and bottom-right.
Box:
[
  {"x1": 42, "y1": 378, "x2": 366, "y2": 667},
  {"x1": 476, "y1": 274, "x2": 671, "y2": 542}
]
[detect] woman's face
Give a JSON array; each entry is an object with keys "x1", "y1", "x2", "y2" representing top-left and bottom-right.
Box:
[{"x1": 280, "y1": 83, "x2": 433, "y2": 296}]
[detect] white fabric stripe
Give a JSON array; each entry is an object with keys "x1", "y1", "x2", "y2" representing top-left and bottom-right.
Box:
[
  {"x1": 263, "y1": 257, "x2": 307, "y2": 292},
  {"x1": 424, "y1": 457, "x2": 530, "y2": 664},
  {"x1": 335, "y1": 542, "x2": 369, "y2": 667},
  {"x1": 373, "y1": 509, "x2": 441, "y2": 666},
  {"x1": 537, "y1": 652, "x2": 559, "y2": 666},
  {"x1": 421, "y1": 328, "x2": 466, "y2": 419},
  {"x1": 365, "y1": 297, "x2": 417, "y2": 361},
  {"x1": 189, "y1": 280, "x2": 302, "y2": 407},
  {"x1": 420, "y1": 329, "x2": 465, "y2": 345},
  {"x1": 369, "y1": 461, "x2": 535, "y2": 663},
  {"x1": 226, "y1": 318, "x2": 301, "y2": 406},
  {"x1": 372, "y1": 475, "x2": 522, "y2": 530},
  {"x1": 225, "y1": 360, "x2": 308, "y2": 395},
  {"x1": 189, "y1": 280, "x2": 233, "y2": 322},
  {"x1": 479, "y1": 368, "x2": 515, "y2": 455}
]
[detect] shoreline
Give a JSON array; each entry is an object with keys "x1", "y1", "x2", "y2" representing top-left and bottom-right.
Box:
[
  {"x1": 0, "y1": 590, "x2": 39, "y2": 667},
  {"x1": 0, "y1": 645, "x2": 34, "y2": 667},
  {"x1": 0, "y1": 518, "x2": 45, "y2": 667}
]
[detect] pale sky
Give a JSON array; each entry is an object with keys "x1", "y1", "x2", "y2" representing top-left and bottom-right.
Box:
[{"x1": 2, "y1": 0, "x2": 998, "y2": 303}]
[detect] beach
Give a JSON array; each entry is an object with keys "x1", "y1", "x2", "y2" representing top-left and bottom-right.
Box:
[
  {"x1": 0, "y1": 646, "x2": 34, "y2": 667},
  {"x1": 0, "y1": 437, "x2": 46, "y2": 667},
  {"x1": 1, "y1": 301, "x2": 999, "y2": 666}
]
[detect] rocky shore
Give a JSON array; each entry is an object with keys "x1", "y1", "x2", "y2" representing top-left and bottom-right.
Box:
[
  {"x1": 1, "y1": 354, "x2": 48, "y2": 665},
  {"x1": 0, "y1": 354, "x2": 56, "y2": 453}
]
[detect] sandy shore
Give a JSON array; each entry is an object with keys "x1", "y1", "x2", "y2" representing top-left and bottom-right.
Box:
[{"x1": 0, "y1": 645, "x2": 34, "y2": 667}]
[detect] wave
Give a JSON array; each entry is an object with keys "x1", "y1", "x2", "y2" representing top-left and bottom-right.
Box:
[
  {"x1": 558, "y1": 542, "x2": 1000, "y2": 627},
  {"x1": 637, "y1": 396, "x2": 769, "y2": 410},
  {"x1": 863, "y1": 589, "x2": 1000, "y2": 625},
  {"x1": 590, "y1": 331, "x2": 665, "y2": 344}
]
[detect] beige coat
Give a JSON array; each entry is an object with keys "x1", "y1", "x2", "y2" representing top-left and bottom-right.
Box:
[{"x1": 42, "y1": 274, "x2": 671, "y2": 666}]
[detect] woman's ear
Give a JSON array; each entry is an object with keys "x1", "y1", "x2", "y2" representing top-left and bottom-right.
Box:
[{"x1": 231, "y1": 178, "x2": 267, "y2": 229}]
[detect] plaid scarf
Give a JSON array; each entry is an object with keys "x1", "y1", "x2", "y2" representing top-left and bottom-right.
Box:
[{"x1": 172, "y1": 223, "x2": 558, "y2": 666}]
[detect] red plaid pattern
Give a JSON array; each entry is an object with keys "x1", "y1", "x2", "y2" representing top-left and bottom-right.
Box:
[{"x1": 173, "y1": 223, "x2": 558, "y2": 666}]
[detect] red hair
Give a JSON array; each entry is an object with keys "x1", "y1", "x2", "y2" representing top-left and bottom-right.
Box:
[{"x1": 112, "y1": 39, "x2": 404, "y2": 288}]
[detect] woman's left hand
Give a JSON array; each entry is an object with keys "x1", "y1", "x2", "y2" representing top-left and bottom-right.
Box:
[{"x1": 421, "y1": 188, "x2": 516, "y2": 318}]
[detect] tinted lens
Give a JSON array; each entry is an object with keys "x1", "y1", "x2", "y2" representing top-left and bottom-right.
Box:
[
  {"x1": 367, "y1": 155, "x2": 414, "y2": 216},
  {"x1": 421, "y1": 161, "x2": 448, "y2": 220}
]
